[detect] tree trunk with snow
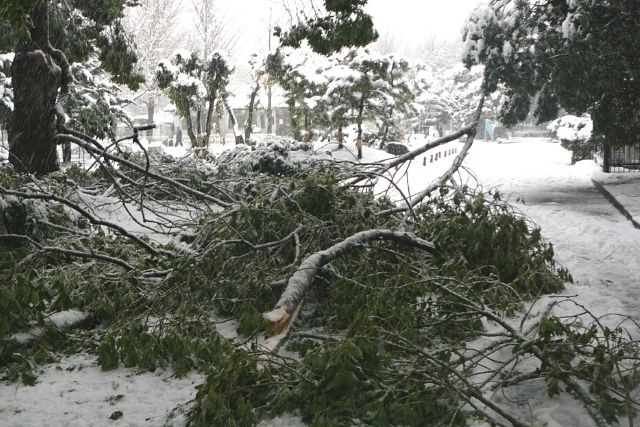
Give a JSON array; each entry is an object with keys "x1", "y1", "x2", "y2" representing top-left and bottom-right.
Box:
[
  {"x1": 380, "y1": 106, "x2": 394, "y2": 149},
  {"x1": 244, "y1": 81, "x2": 260, "y2": 142},
  {"x1": 287, "y1": 98, "x2": 301, "y2": 140},
  {"x1": 182, "y1": 100, "x2": 198, "y2": 146},
  {"x1": 356, "y1": 98, "x2": 365, "y2": 159},
  {"x1": 225, "y1": 100, "x2": 244, "y2": 144},
  {"x1": 266, "y1": 84, "x2": 274, "y2": 134},
  {"x1": 264, "y1": 229, "x2": 436, "y2": 335},
  {"x1": 146, "y1": 99, "x2": 155, "y2": 138},
  {"x1": 204, "y1": 90, "x2": 218, "y2": 147},
  {"x1": 8, "y1": 3, "x2": 69, "y2": 175}
]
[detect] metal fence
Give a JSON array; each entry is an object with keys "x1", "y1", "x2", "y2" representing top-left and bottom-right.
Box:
[{"x1": 594, "y1": 140, "x2": 640, "y2": 173}]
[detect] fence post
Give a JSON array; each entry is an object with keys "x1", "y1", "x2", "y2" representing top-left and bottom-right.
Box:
[{"x1": 603, "y1": 141, "x2": 610, "y2": 173}]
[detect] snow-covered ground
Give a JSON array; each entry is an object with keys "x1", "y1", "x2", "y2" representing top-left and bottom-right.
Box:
[{"x1": 2, "y1": 137, "x2": 639, "y2": 426}]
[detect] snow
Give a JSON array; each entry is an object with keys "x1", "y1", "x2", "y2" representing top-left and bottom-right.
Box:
[
  {"x1": 502, "y1": 40, "x2": 513, "y2": 59},
  {"x1": 0, "y1": 354, "x2": 203, "y2": 427},
  {"x1": 562, "y1": 14, "x2": 577, "y2": 39},
  {"x1": 462, "y1": 5, "x2": 497, "y2": 62},
  {"x1": 3, "y1": 137, "x2": 640, "y2": 426},
  {"x1": 548, "y1": 114, "x2": 593, "y2": 141},
  {"x1": 593, "y1": 172, "x2": 640, "y2": 225},
  {"x1": 45, "y1": 310, "x2": 90, "y2": 328}
]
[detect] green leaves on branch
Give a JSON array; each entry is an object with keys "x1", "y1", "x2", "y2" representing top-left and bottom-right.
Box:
[
  {"x1": 275, "y1": 0, "x2": 378, "y2": 55},
  {"x1": 463, "y1": 0, "x2": 640, "y2": 144}
]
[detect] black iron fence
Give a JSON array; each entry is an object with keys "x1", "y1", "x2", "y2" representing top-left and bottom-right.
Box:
[{"x1": 595, "y1": 138, "x2": 640, "y2": 173}]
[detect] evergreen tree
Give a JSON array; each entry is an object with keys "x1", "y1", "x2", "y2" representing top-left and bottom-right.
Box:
[
  {"x1": 265, "y1": 47, "x2": 327, "y2": 141},
  {"x1": 0, "y1": 0, "x2": 143, "y2": 175},
  {"x1": 65, "y1": 59, "x2": 132, "y2": 141},
  {"x1": 462, "y1": 0, "x2": 640, "y2": 147},
  {"x1": 275, "y1": 0, "x2": 378, "y2": 55},
  {"x1": 318, "y1": 50, "x2": 415, "y2": 151},
  {"x1": 156, "y1": 50, "x2": 232, "y2": 147}
]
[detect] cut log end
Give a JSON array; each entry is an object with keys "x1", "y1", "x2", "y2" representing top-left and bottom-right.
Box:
[{"x1": 263, "y1": 306, "x2": 291, "y2": 336}]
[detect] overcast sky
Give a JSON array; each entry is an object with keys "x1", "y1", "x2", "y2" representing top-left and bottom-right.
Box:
[{"x1": 205, "y1": 0, "x2": 484, "y2": 59}]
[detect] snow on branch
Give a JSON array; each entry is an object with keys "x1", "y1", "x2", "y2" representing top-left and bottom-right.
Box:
[{"x1": 263, "y1": 229, "x2": 436, "y2": 336}]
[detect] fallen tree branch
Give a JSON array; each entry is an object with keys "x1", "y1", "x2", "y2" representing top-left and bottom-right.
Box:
[
  {"x1": 263, "y1": 229, "x2": 436, "y2": 336},
  {"x1": 0, "y1": 234, "x2": 135, "y2": 271},
  {"x1": 55, "y1": 132, "x2": 232, "y2": 209},
  {"x1": 343, "y1": 124, "x2": 477, "y2": 190},
  {"x1": 0, "y1": 187, "x2": 171, "y2": 257},
  {"x1": 428, "y1": 278, "x2": 613, "y2": 427},
  {"x1": 406, "y1": 95, "x2": 486, "y2": 210}
]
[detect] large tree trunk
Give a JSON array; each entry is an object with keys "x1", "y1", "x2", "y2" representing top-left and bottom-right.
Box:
[
  {"x1": 225, "y1": 101, "x2": 244, "y2": 144},
  {"x1": 9, "y1": 3, "x2": 63, "y2": 175},
  {"x1": 244, "y1": 82, "x2": 260, "y2": 142},
  {"x1": 266, "y1": 84, "x2": 274, "y2": 134}
]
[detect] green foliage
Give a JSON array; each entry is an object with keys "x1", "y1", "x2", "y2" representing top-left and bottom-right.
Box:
[
  {"x1": 1, "y1": 1, "x2": 143, "y2": 87},
  {"x1": 0, "y1": 0, "x2": 43, "y2": 49},
  {"x1": 98, "y1": 320, "x2": 230, "y2": 376},
  {"x1": 416, "y1": 187, "x2": 570, "y2": 296},
  {"x1": 275, "y1": 0, "x2": 378, "y2": 55},
  {"x1": 156, "y1": 50, "x2": 232, "y2": 146},
  {"x1": 181, "y1": 166, "x2": 572, "y2": 425},
  {"x1": 0, "y1": 268, "x2": 48, "y2": 343},
  {"x1": 526, "y1": 314, "x2": 640, "y2": 423},
  {"x1": 65, "y1": 58, "x2": 132, "y2": 139},
  {"x1": 463, "y1": 0, "x2": 640, "y2": 144}
]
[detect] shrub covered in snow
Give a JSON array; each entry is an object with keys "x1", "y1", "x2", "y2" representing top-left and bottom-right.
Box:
[
  {"x1": 0, "y1": 53, "x2": 14, "y2": 125},
  {"x1": 548, "y1": 115, "x2": 593, "y2": 164},
  {"x1": 215, "y1": 139, "x2": 331, "y2": 176}
]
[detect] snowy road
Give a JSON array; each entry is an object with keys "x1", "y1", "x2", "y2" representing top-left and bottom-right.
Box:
[
  {"x1": 463, "y1": 139, "x2": 640, "y2": 426},
  {"x1": 465, "y1": 139, "x2": 640, "y2": 320}
]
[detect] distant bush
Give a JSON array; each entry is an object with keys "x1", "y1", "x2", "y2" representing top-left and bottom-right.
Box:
[{"x1": 548, "y1": 115, "x2": 593, "y2": 164}]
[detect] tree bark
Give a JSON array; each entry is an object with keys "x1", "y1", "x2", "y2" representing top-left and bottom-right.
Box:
[
  {"x1": 225, "y1": 101, "x2": 244, "y2": 144},
  {"x1": 263, "y1": 229, "x2": 435, "y2": 335},
  {"x1": 356, "y1": 98, "x2": 365, "y2": 159},
  {"x1": 267, "y1": 84, "x2": 274, "y2": 134},
  {"x1": 244, "y1": 81, "x2": 260, "y2": 142},
  {"x1": 204, "y1": 90, "x2": 217, "y2": 147},
  {"x1": 182, "y1": 100, "x2": 197, "y2": 146},
  {"x1": 287, "y1": 98, "x2": 300, "y2": 140},
  {"x1": 9, "y1": 3, "x2": 63, "y2": 175}
]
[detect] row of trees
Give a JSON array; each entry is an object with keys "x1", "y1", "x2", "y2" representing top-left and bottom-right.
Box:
[
  {"x1": 2, "y1": 0, "x2": 638, "y2": 174},
  {"x1": 0, "y1": 0, "x2": 241, "y2": 174}
]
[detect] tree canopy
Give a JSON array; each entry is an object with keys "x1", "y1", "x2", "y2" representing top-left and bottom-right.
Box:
[
  {"x1": 275, "y1": 0, "x2": 378, "y2": 55},
  {"x1": 0, "y1": 0, "x2": 142, "y2": 174},
  {"x1": 156, "y1": 50, "x2": 232, "y2": 147},
  {"x1": 463, "y1": 0, "x2": 640, "y2": 145},
  {"x1": 0, "y1": 0, "x2": 143, "y2": 88}
]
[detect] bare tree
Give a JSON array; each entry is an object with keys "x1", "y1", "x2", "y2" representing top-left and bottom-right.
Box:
[
  {"x1": 412, "y1": 35, "x2": 462, "y2": 71},
  {"x1": 124, "y1": 0, "x2": 185, "y2": 136},
  {"x1": 189, "y1": 0, "x2": 240, "y2": 59},
  {"x1": 371, "y1": 32, "x2": 400, "y2": 56}
]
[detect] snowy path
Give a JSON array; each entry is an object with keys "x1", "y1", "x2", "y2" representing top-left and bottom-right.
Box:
[
  {"x1": 465, "y1": 139, "x2": 640, "y2": 320},
  {"x1": 463, "y1": 139, "x2": 640, "y2": 426}
]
